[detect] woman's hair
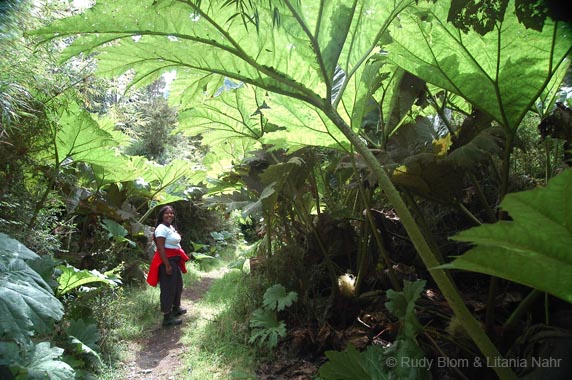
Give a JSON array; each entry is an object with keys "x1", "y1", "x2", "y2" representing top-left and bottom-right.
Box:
[{"x1": 155, "y1": 205, "x2": 177, "y2": 229}]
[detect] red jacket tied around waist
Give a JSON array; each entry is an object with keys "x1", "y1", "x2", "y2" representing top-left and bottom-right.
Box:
[{"x1": 146, "y1": 247, "x2": 190, "y2": 287}]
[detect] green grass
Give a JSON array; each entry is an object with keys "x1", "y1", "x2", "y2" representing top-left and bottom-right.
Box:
[
  {"x1": 93, "y1": 284, "x2": 161, "y2": 380},
  {"x1": 177, "y1": 268, "x2": 258, "y2": 379}
]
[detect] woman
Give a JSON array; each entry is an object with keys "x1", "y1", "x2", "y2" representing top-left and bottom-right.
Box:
[{"x1": 146, "y1": 205, "x2": 190, "y2": 326}]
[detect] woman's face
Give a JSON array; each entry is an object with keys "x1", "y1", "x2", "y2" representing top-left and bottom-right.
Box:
[{"x1": 162, "y1": 208, "x2": 175, "y2": 225}]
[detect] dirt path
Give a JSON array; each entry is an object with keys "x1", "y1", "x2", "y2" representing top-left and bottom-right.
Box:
[{"x1": 122, "y1": 267, "x2": 229, "y2": 380}]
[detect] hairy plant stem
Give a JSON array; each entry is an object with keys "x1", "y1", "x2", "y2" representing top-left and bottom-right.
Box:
[
  {"x1": 457, "y1": 202, "x2": 482, "y2": 226},
  {"x1": 401, "y1": 191, "x2": 446, "y2": 266},
  {"x1": 544, "y1": 292, "x2": 550, "y2": 325},
  {"x1": 469, "y1": 173, "x2": 497, "y2": 223},
  {"x1": 289, "y1": 180, "x2": 339, "y2": 290},
  {"x1": 544, "y1": 139, "x2": 553, "y2": 185},
  {"x1": 424, "y1": 332, "x2": 472, "y2": 380},
  {"x1": 363, "y1": 206, "x2": 401, "y2": 291},
  {"x1": 349, "y1": 151, "x2": 401, "y2": 292},
  {"x1": 503, "y1": 289, "x2": 542, "y2": 332},
  {"x1": 264, "y1": 209, "x2": 273, "y2": 257},
  {"x1": 324, "y1": 106, "x2": 516, "y2": 380},
  {"x1": 356, "y1": 204, "x2": 372, "y2": 294},
  {"x1": 485, "y1": 277, "x2": 499, "y2": 334},
  {"x1": 499, "y1": 132, "x2": 516, "y2": 200},
  {"x1": 486, "y1": 132, "x2": 516, "y2": 333}
]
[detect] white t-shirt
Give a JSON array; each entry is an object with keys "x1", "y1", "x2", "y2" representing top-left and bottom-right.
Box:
[{"x1": 154, "y1": 224, "x2": 182, "y2": 249}]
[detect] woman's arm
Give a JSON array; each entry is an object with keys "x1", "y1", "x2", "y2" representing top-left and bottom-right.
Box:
[{"x1": 156, "y1": 236, "x2": 173, "y2": 275}]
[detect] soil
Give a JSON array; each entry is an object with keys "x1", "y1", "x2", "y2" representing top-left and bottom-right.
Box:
[{"x1": 121, "y1": 267, "x2": 228, "y2": 380}]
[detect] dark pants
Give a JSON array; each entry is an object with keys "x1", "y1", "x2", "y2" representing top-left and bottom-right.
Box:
[{"x1": 158, "y1": 257, "x2": 183, "y2": 314}]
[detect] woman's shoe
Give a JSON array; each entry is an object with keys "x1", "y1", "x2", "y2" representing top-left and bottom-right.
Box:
[
  {"x1": 162, "y1": 312, "x2": 182, "y2": 327},
  {"x1": 172, "y1": 306, "x2": 187, "y2": 316}
]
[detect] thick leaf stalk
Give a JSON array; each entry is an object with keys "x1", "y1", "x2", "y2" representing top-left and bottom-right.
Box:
[{"x1": 324, "y1": 107, "x2": 517, "y2": 380}]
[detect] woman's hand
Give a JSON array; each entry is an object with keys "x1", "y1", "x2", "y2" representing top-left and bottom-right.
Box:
[{"x1": 165, "y1": 263, "x2": 173, "y2": 275}]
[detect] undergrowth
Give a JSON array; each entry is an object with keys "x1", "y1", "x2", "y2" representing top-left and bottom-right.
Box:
[
  {"x1": 179, "y1": 268, "x2": 259, "y2": 379},
  {"x1": 94, "y1": 260, "x2": 260, "y2": 380}
]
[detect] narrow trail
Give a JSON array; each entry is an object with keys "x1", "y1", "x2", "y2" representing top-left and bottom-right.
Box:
[{"x1": 123, "y1": 267, "x2": 229, "y2": 380}]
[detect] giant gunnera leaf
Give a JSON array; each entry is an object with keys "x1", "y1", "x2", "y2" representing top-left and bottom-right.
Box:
[
  {"x1": 0, "y1": 233, "x2": 39, "y2": 261},
  {"x1": 9, "y1": 342, "x2": 75, "y2": 380},
  {"x1": 0, "y1": 234, "x2": 64, "y2": 343},
  {"x1": 443, "y1": 169, "x2": 572, "y2": 302},
  {"x1": 384, "y1": 0, "x2": 572, "y2": 131}
]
